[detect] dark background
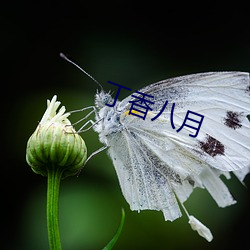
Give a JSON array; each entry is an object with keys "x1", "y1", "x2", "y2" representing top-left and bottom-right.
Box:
[{"x1": 2, "y1": 1, "x2": 250, "y2": 250}]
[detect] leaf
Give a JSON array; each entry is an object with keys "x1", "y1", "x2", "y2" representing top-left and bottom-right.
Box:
[{"x1": 102, "y1": 208, "x2": 125, "y2": 250}]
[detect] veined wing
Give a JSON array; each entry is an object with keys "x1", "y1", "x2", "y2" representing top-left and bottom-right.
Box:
[
  {"x1": 107, "y1": 116, "x2": 236, "y2": 222},
  {"x1": 118, "y1": 72, "x2": 250, "y2": 173},
  {"x1": 107, "y1": 126, "x2": 182, "y2": 221},
  {"x1": 120, "y1": 72, "x2": 249, "y2": 112}
]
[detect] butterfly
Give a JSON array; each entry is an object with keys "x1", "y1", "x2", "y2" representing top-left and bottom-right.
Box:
[
  {"x1": 61, "y1": 55, "x2": 250, "y2": 241},
  {"x1": 89, "y1": 72, "x2": 250, "y2": 241}
]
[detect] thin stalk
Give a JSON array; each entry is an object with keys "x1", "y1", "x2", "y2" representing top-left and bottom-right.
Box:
[{"x1": 47, "y1": 165, "x2": 63, "y2": 250}]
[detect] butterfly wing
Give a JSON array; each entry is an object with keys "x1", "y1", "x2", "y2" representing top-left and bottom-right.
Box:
[
  {"x1": 106, "y1": 124, "x2": 182, "y2": 221},
  {"x1": 118, "y1": 72, "x2": 250, "y2": 173},
  {"x1": 107, "y1": 113, "x2": 237, "y2": 221},
  {"x1": 106, "y1": 72, "x2": 250, "y2": 220}
]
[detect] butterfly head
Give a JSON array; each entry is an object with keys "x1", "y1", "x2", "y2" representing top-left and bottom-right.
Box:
[{"x1": 95, "y1": 90, "x2": 114, "y2": 109}]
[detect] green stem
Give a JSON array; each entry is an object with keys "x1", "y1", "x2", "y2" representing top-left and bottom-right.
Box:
[{"x1": 47, "y1": 165, "x2": 63, "y2": 250}]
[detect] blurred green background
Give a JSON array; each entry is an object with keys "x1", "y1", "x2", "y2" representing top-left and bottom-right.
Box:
[{"x1": 2, "y1": 1, "x2": 250, "y2": 250}]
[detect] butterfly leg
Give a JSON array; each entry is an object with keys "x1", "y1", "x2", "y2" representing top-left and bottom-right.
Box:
[
  {"x1": 70, "y1": 106, "x2": 96, "y2": 126},
  {"x1": 77, "y1": 145, "x2": 108, "y2": 176},
  {"x1": 77, "y1": 118, "x2": 104, "y2": 133},
  {"x1": 68, "y1": 106, "x2": 102, "y2": 132},
  {"x1": 85, "y1": 145, "x2": 108, "y2": 165}
]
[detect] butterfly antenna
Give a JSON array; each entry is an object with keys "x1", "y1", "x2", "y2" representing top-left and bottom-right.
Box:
[{"x1": 60, "y1": 53, "x2": 104, "y2": 91}]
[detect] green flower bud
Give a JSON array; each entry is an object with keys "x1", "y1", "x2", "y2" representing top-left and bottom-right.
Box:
[{"x1": 26, "y1": 95, "x2": 87, "y2": 178}]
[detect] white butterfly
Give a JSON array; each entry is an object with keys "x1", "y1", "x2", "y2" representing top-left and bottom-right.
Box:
[
  {"x1": 61, "y1": 53, "x2": 250, "y2": 242},
  {"x1": 89, "y1": 72, "x2": 250, "y2": 242}
]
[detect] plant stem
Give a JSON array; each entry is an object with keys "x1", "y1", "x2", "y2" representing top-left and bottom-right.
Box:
[{"x1": 47, "y1": 165, "x2": 63, "y2": 250}]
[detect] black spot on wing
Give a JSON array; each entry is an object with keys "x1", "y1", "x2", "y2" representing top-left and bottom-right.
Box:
[
  {"x1": 199, "y1": 135, "x2": 225, "y2": 157},
  {"x1": 224, "y1": 111, "x2": 243, "y2": 130}
]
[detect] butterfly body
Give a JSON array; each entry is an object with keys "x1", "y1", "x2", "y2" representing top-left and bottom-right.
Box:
[{"x1": 94, "y1": 92, "x2": 124, "y2": 144}]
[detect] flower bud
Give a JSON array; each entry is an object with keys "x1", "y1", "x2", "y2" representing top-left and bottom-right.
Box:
[{"x1": 26, "y1": 95, "x2": 87, "y2": 178}]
